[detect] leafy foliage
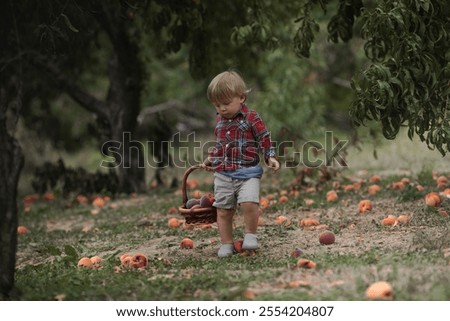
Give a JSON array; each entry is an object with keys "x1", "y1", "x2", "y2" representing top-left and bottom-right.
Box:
[
  {"x1": 350, "y1": 0, "x2": 450, "y2": 155},
  {"x1": 293, "y1": 0, "x2": 450, "y2": 155}
]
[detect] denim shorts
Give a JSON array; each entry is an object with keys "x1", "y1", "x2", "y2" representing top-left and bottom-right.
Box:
[{"x1": 213, "y1": 172, "x2": 260, "y2": 209}]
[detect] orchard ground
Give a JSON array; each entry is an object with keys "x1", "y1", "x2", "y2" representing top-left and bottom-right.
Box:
[{"x1": 14, "y1": 135, "x2": 450, "y2": 300}]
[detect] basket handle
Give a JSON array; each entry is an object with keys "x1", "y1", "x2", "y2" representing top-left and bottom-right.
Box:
[{"x1": 181, "y1": 165, "x2": 213, "y2": 204}]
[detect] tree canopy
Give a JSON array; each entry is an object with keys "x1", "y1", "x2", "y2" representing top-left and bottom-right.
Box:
[{"x1": 292, "y1": 0, "x2": 450, "y2": 155}]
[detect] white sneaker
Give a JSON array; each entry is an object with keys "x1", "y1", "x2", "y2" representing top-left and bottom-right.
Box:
[
  {"x1": 218, "y1": 243, "x2": 234, "y2": 257},
  {"x1": 242, "y1": 233, "x2": 259, "y2": 250}
]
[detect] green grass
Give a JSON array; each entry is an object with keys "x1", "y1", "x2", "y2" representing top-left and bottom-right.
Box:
[{"x1": 13, "y1": 155, "x2": 450, "y2": 301}]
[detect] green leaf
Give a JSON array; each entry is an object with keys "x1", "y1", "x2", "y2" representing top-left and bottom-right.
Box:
[
  {"x1": 64, "y1": 245, "x2": 78, "y2": 258},
  {"x1": 45, "y1": 245, "x2": 62, "y2": 256}
]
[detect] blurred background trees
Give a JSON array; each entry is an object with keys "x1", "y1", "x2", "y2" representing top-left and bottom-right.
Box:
[{"x1": 1, "y1": 0, "x2": 449, "y2": 298}]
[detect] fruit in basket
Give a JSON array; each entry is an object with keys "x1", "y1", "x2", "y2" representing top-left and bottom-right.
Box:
[
  {"x1": 200, "y1": 193, "x2": 215, "y2": 207},
  {"x1": 189, "y1": 204, "x2": 202, "y2": 212},
  {"x1": 186, "y1": 198, "x2": 200, "y2": 209}
]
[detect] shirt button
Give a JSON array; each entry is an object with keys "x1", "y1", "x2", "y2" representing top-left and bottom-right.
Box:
[
  {"x1": 225, "y1": 144, "x2": 229, "y2": 148},
  {"x1": 226, "y1": 131, "x2": 230, "y2": 134},
  {"x1": 228, "y1": 119, "x2": 232, "y2": 122}
]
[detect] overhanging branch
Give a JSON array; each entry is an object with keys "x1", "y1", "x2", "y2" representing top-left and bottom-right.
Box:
[{"x1": 32, "y1": 54, "x2": 109, "y2": 120}]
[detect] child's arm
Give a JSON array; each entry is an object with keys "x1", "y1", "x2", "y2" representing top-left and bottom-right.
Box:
[{"x1": 249, "y1": 111, "x2": 280, "y2": 171}]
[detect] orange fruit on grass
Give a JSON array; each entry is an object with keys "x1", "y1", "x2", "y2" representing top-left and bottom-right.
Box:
[
  {"x1": 274, "y1": 215, "x2": 288, "y2": 225},
  {"x1": 17, "y1": 225, "x2": 29, "y2": 234},
  {"x1": 436, "y1": 176, "x2": 448, "y2": 187},
  {"x1": 279, "y1": 195, "x2": 289, "y2": 203},
  {"x1": 443, "y1": 188, "x2": 450, "y2": 197},
  {"x1": 92, "y1": 196, "x2": 105, "y2": 208},
  {"x1": 120, "y1": 253, "x2": 132, "y2": 266},
  {"x1": 180, "y1": 238, "x2": 194, "y2": 249},
  {"x1": 368, "y1": 184, "x2": 381, "y2": 195},
  {"x1": 326, "y1": 190, "x2": 338, "y2": 202},
  {"x1": 260, "y1": 197, "x2": 269, "y2": 209},
  {"x1": 77, "y1": 257, "x2": 93, "y2": 268},
  {"x1": 397, "y1": 214, "x2": 410, "y2": 224},
  {"x1": 425, "y1": 192, "x2": 441, "y2": 207},
  {"x1": 296, "y1": 258, "x2": 316, "y2": 269},
  {"x1": 168, "y1": 217, "x2": 181, "y2": 228},
  {"x1": 369, "y1": 175, "x2": 381, "y2": 183},
  {"x1": 299, "y1": 218, "x2": 320, "y2": 227},
  {"x1": 76, "y1": 195, "x2": 88, "y2": 204},
  {"x1": 381, "y1": 215, "x2": 398, "y2": 226},
  {"x1": 365, "y1": 281, "x2": 393, "y2": 300},
  {"x1": 43, "y1": 192, "x2": 55, "y2": 201},
  {"x1": 358, "y1": 200, "x2": 373, "y2": 213},
  {"x1": 391, "y1": 181, "x2": 405, "y2": 190},
  {"x1": 233, "y1": 240, "x2": 244, "y2": 253},
  {"x1": 130, "y1": 253, "x2": 148, "y2": 268},
  {"x1": 90, "y1": 256, "x2": 103, "y2": 268}
]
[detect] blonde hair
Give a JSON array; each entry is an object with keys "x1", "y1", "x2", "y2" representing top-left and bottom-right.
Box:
[{"x1": 207, "y1": 71, "x2": 250, "y2": 104}]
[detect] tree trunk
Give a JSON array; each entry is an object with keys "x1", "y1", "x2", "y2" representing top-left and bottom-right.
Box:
[
  {"x1": 0, "y1": 88, "x2": 24, "y2": 300},
  {"x1": 106, "y1": 43, "x2": 146, "y2": 193}
]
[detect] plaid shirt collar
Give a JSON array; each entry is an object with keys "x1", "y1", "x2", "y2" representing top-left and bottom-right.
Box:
[{"x1": 216, "y1": 104, "x2": 249, "y2": 120}]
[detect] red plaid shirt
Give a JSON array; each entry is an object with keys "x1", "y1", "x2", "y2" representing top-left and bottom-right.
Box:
[{"x1": 209, "y1": 104, "x2": 276, "y2": 172}]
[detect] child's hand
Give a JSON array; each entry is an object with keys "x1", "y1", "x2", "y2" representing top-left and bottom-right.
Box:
[
  {"x1": 200, "y1": 157, "x2": 213, "y2": 171},
  {"x1": 267, "y1": 157, "x2": 280, "y2": 172}
]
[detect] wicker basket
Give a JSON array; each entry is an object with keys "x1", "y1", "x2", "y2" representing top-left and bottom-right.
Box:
[{"x1": 178, "y1": 165, "x2": 217, "y2": 224}]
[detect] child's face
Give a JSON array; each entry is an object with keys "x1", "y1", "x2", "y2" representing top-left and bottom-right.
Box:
[{"x1": 213, "y1": 95, "x2": 245, "y2": 119}]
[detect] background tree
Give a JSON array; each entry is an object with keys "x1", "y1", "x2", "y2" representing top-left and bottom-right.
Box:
[
  {"x1": 0, "y1": 1, "x2": 25, "y2": 299},
  {"x1": 294, "y1": 0, "x2": 450, "y2": 155}
]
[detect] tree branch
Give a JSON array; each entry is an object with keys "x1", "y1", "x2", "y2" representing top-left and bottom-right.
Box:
[
  {"x1": 32, "y1": 54, "x2": 109, "y2": 120},
  {"x1": 137, "y1": 100, "x2": 183, "y2": 124}
]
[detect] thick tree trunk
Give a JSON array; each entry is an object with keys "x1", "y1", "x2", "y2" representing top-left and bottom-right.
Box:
[
  {"x1": 0, "y1": 89, "x2": 24, "y2": 300},
  {"x1": 106, "y1": 47, "x2": 146, "y2": 193}
]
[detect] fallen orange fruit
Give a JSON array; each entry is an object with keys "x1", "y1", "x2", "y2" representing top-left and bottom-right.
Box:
[
  {"x1": 297, "y1": 258, "x2": 316, "y2": 269},
  {"x1": 17, "y1": 225, "x2": 29, "y2": 234},
  {"x1": 299, "y1": 218, "x2": 320, "y2": 227},
  {"x1": 369, "y1": 175, "x2": 381, "y2": 183},
  {"x1": 120, "y1": 253, "x2": 132, "y2": 266},
  {"x1": 130, "y1": 253, "x2": 148, "y2": 268},
  {"x1": 368, "y1": 184, "x2": 381, "y2": 196},
  {"x1": 274, "y1": 215, "x2": 288, "y2": 225},
  {"x1": 397, "y1": 214, "x2": 410, "y2": 224},
  {"x1": 326, "y1": 190, "x2": 338, "y2": 202},
  {"x1": 168, "y1": 217, "x2": 181, "y2": 228},
  {"x1": 233, "y1": 240, "x2": 244, "y2": 253},
  {"x1": 92, "y1": 196, "x2": 105, "y2": 208},
  {"x1": 365, "y1": 281, "x2": 393, "y2": 300},
  {"x1": 358, "y1": 200, "x2": 373, "y2": 213},
  {"x1": 381, "y1": 215, "x2": 397, "y2": 226},
  {"x1": 77, "y1": 257, "x2": 93, "y2": 268},
  {"x1": 90, "y1": 256, "x2": 103, "y2": 268},
  {"x1": 180, "y1": 238, "x2": 194, "y2": 249},
  {"x1": 391, "y1": 181, "x2": 405, "y2": 190},
  {"x1": 425, "y1": 192, "x2": 441, "y2": 207},
  {"x1": 260, "y1": 197, "x2": 269, "y2": 209}
]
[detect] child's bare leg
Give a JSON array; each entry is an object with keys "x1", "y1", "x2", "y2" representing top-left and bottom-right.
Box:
[
  {"x1": 217, "y1": 208, "x2": 235, "y2": 257},
  {"x1": 240, "y1": 202, "x2": 260, "y2": 250},
  {"x1": 240, "y1": 202, "x2": 259, "y2": 233}
]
